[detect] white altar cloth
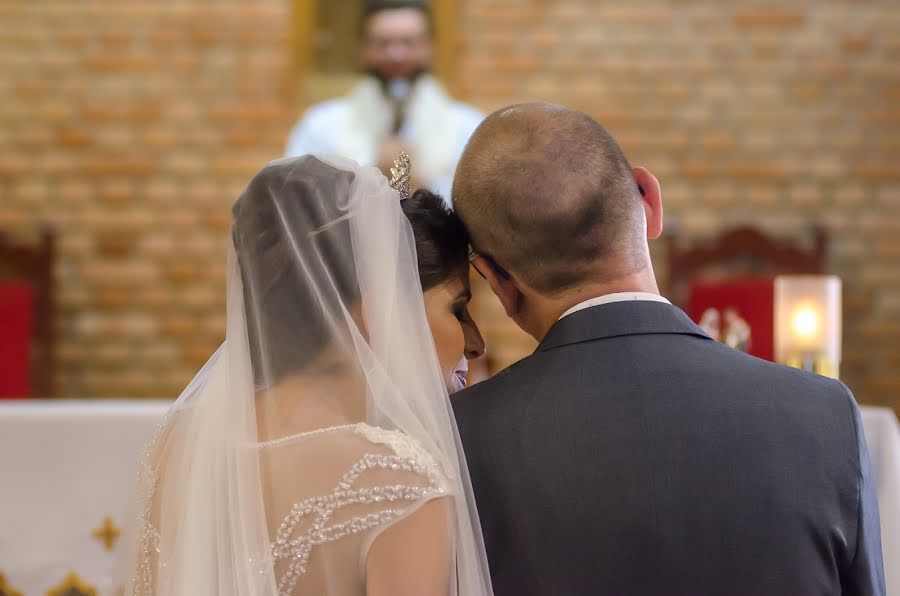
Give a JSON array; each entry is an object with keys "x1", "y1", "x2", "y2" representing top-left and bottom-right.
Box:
[
  {"x1": 861, "y1": 406, "x2": 900, "y2": 594},
  {"x1": 0, "y1": 401, "x2": 897, "y2": 594},
  {"x1": 0, "y1": 400, "x2": 170, "y2": 595}
]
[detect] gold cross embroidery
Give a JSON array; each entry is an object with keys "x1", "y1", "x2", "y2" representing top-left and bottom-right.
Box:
[
  {"x1": 47, "y1": 571, "x2": 97, "y2": 596},
  {"x1": 91, "y1": 516, "x2": 121, "y2": 551},
  {"x1": 0, "y1": 572, "x2": 24, "y2": 596}
]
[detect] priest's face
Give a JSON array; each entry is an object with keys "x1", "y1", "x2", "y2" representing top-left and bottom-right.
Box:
[{"x1": 361, "y1": 8, "x2": 433, "y2": 82}]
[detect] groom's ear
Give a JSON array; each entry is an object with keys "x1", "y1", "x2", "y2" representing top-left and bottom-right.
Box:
[
  {"x1": 472, "y1": 255, "x2": 522, "y2": 319},
  {"x1": 632, "y1": 166, "x2": 663, "y2": 240}
]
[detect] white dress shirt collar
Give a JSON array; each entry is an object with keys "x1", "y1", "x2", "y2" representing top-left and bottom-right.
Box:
[{"x1": 558, "y1": 292, "x2": 671, "y2": 321}]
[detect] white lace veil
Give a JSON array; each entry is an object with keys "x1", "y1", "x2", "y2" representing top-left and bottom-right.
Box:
[{"x1": 120, "y1": 155, "x2": 493, "y2": 595}]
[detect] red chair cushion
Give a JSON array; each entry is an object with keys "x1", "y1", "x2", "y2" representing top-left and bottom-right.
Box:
[
  {"x1": 0, "y1": 282, "x2": 34, "y2": 398},
  {"x1": 686, "y1": 277, "x2": 775, "y2": 362}
]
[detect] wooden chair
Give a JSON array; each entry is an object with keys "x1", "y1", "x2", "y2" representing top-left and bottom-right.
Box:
[
  {"x1": 666, "y1": 225, "x2": 826, "y2": 307},
  {"x1": 0, "y1": 225, "x2": 57, "y2": 397},
  {"x1": 665, "y1": 225, "x2": 826, "y2": 362}
]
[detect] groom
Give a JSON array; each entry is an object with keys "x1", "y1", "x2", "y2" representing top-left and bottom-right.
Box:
[{"x1": 451, "y1": 103, "x2": 885, "y2": 595}]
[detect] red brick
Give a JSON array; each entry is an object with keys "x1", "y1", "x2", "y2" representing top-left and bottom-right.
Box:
[
  {"x1": 161, "y1": 316, "x2": 197, "y2": 339},
  {"x1": 207, "y1": 213, "x2": 232, "y2": 232},
  {"x1": 98, "y1": 180, "x2": 134, "y2": 205},
  {"x1": 82, "y1": 261, "x2": 158, "y2": 286},
  {"x1": 529, "y1": 30, "x2": 560, "y2": 49},
  {"x1": 135, "y1": 287, "x2": 174, "y2": 309},
  {"x1": 726, "y1": 162, "x2": 790, "y2": 181},
  {"x1": 165, "y1": 262, "x2": 205, "y2": 283},
  {"x1": 469, "y1": 3, "x2": 541, "y2": 24},
  {"x1": 876, "y1": 187, "x2": 900, "y2": 205},
  {"x1": 856, "y1": 164, "x2": 900, "y2": 181},
  {"x1": 57, "y1": 129, "x2": 93, "y2": 148},
  {"x1": 144, "y1": 127, "x2": 180, "y2": 149},
  {"x1": 598, "y1": 6, "x2": 673, "y2": 25},
  {"x1": 181, "y1": 287, "x2": 219, "y2": 310},
  {"x1": 82, "y1": 102, "x2": 159, "y2": 122},
  {"x1": 789, "y1": 184, "x2": 822, "y2": 206},
  {"x1": 16, "y1": 81, "x2": 47, "y2": 98},
  {"x1": 84, "y1": 157, "x2": 157, "y2": 176},
  {"x1": 36, "y1": 100, "x2": 75, "y2": 123},
  {"x1": 733, "y1": 9, "x2": 806, "y2": 28},
  {"x1": 682, "y1": 161, "x2": 715, "y2": 180},
  {"x1": 12, "y1": 181, "x2": 48, "y2": 204},
  {"x1": 94, "y1": 288, "x2": 132, "y2": 310},
  {"x1": 746, "y1": 185, "x2": 780, "y2": 205},
  {"x1": 96, "y1": 233, "x2": 136, "y2": 257},
  {"x1": 834, "y1": 184, "x2": 866, "y2": 204},
  {"x1": 226, "y1": 130, "x2": 261, "y2": 148},
  {"x1": 209, "y1": 103, "x2": 287, "y2": 123},
  {"x1": 841, "y1": 36, "x2": 870, "y2": 53},
  {"x1": 147, "y1": 29, "x2": 179, "y2": 46},
  {"x1": 85, "y1": 54, "x2": 154, "y2": 71},
  {"x1": 469, "y1": 77, "x2": 515, "y2": 98},
  {"x1": 700, "y1": 184, "x2": 737, "y2": 205},
  {"x1": 790, "y1": 83, "x2": 826, "y2": 102},
  {"x1": 211, "y1": 155, "x2": 271, "y2": 175},
  {"x1": 168, "y1": 54, "x2": 201, "y2": 71},
  {"x1": 184, "y1": 344, "x2": 216, "y2": 366},
  {"x1": 0, "y1": 210, "x2": 27, "y2": 228}
]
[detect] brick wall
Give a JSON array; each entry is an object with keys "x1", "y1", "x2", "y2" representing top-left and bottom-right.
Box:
[
  {"x1": 0, "y1": 1, "x2": 293, "y2": 397},
  {"x1": 460, "y1": 1, "x2": 900, "y2": 409},
  {"x1": 1, "y1": 1, "x2": 898, "y2": 408}
]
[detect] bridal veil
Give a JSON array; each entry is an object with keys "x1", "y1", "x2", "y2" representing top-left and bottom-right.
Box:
[{"x1": 120, "y1": 155, "x2": 492, "y2": 595}]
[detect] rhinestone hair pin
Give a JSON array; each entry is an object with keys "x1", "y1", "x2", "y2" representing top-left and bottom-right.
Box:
[{"x1": 388, "y1": 151, "x2": 411, "y2": 200}]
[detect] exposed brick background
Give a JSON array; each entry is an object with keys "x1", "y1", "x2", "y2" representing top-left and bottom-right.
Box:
[
  {"x1": 0, "y1": 0, "x2": 293, "y2": 397},
  {"x1": 460, "y1": 1, "x2": 900, "y2": 409},
  {"x1": 1, "y1": 0, "x2": 898, "y2": 409}
]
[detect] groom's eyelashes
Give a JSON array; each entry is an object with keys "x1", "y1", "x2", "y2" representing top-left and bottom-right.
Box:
[{"x1": 486, "y1": 257, "x2": 511, "y2": 280}]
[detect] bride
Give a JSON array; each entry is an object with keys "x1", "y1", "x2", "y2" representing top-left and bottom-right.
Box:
[{"x1": 122, "y1": 154, "x2": 493, "y2": 595}]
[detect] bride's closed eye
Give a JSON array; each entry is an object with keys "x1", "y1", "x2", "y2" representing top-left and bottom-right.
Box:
[{"x1": 452, "y1": 293, "x2": 473, "y2": 322}]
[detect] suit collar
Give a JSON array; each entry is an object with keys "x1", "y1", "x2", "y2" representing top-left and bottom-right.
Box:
[{"x1": 537, "y1": 300, "x2": 713, "y2": 353}]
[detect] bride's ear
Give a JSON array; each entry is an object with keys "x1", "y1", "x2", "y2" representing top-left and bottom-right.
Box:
[{"x1": 472, "y1": 255, "x2": 521, "y2": 319}]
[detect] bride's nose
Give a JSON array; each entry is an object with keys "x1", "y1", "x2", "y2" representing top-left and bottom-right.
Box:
[{"x1": 464, "y1": 323, "x2": 486, "y2": 361}]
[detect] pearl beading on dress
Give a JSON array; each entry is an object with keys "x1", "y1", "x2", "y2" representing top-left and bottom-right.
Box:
[
  {"x1": 130, "y1": 422, "x2": 448, "y2": 596},
  {"x1": 272, "y1": 450, "x2": 445, "y2": 595}
]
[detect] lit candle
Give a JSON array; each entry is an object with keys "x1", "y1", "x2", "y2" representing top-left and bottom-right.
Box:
[
  {"x1": 791, "y1": 305, "x2": 820, "y2": 347},
  {"x1": 775, "y1": 276, "x2": 841, "y2": 378}
]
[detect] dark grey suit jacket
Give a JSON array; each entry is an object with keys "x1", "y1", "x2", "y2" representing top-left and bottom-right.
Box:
[{"x1": 453, "y1": 301, "x2": 884, "y2": 596}]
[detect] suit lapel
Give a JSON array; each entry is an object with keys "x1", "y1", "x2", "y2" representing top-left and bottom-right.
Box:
[{"x1": 538, "y1": 301, "x2": 713, "y2": 353}]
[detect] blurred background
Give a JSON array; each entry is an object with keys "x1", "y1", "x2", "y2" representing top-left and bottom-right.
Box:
[
  {"x1": 0, "y1": 0, "x2": 898, "y2": 407},
  {"x1": 3, "y1": 2, "x2": 900, "y2": 594}
]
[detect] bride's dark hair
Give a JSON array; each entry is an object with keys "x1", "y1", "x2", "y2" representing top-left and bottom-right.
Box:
[
  {"x1": 401, "y1": 189, "x2": 470, "y2": 291},
  {"x1": 232, "y1": 157, "x2": 469, "y2": 384},
  {"x1": 232, "y1": 156, "x2": 360, "y2": 383}
]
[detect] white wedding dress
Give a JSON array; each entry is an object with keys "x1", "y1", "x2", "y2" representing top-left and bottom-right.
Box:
[{"x1": 120, "y1": 155, "x2": 492, "y2": 596}]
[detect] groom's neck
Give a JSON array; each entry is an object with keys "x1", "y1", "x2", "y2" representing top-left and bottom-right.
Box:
[{"x1": 525, "y1": 267, "x2": 661, "y2": 341}]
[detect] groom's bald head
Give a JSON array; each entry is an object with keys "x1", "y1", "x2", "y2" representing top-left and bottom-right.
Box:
[{"x1": 453, "y1": 103, "x2": 646, "y2": 295}]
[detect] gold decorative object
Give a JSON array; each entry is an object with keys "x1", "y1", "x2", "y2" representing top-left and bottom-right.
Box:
[
  {"x1": 388, "y1": 151, "x2": 411, "y2": 200},
  {"x1": 91, "y1": 516, "x2": 121, "y2": 551},
  {"x1": 0, "y1": 572, "x2": 24, "y2": 596},
  {"x1": 46, "y1": 572, "x2": 97, "y2": 596}
]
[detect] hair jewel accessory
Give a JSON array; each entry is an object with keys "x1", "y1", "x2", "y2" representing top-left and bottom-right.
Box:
[{"x1": 388, "y1": 151, "x2": 411, "y2": 200}]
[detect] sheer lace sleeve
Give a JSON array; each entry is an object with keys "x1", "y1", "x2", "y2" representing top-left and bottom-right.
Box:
[{"x1": 263, "y1": 424, "x2": 452, "y2": 595}]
